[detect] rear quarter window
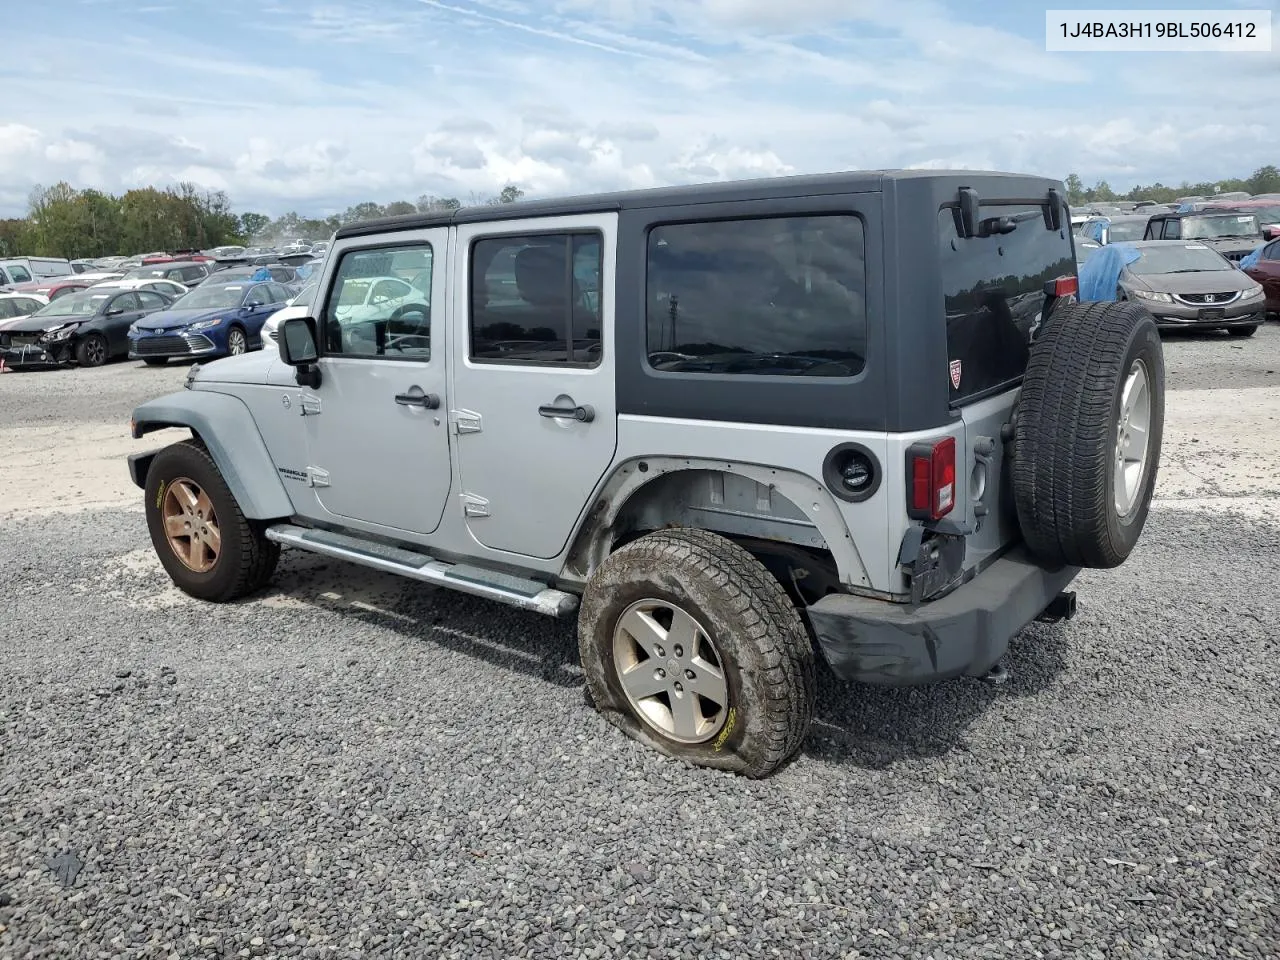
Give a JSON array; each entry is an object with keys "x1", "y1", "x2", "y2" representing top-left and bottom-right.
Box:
[{"x1": 939, "y1": 205, "x2": 1075, "y2": 404}]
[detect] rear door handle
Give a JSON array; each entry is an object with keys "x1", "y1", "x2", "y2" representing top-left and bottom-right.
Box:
[
  {"x1": 395, "y1": 387, "x2": 440, "y2": 409},
  {"x1": 538, "y1": 403, "x2": 594, "y2": 422}
]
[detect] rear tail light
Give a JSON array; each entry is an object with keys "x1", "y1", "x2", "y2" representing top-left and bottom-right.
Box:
[{"x1": 906, "y1": 437, "x2": 956, "y2": 521}]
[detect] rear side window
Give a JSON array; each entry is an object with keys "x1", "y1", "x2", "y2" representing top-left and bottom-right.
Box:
[
  {"x1": 7, "y1": 266, "x2": 32, "y2": 283},
  {"x1": 469, "y1": 232, "x2": 601, "y2": 365},
  {"x1": 939, "y1": 205, "x2": 1075, "y2": 404},
  {"x1": 645, "y1": 215, "x2": 866, "y2": 377}
]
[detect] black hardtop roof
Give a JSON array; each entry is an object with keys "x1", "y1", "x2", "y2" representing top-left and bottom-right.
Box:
[{"x1": 335, "y1": 169, "x2": 1057, "y2": 239}]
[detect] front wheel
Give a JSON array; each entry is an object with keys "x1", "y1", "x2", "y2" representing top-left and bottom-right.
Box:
[
  {"x1": 144, "y1": 440, "x2": 279, "y2": 602},
  {"x1": 226, "y1": 326, "x2": 248, "y2": 355},
  {"x1": 1228, "y1": 325, "x2": 1258, "y2": 338},
  {"x1": 577, "y1": 528, "x2": 815, "y2": 778},
  {"x1": 76, "y1": 333, "x2": 108, "y2": 367}
]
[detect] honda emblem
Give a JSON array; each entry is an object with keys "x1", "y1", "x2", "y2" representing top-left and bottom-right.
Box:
[
  {"x1": 1204, "y1": 294, "x2": 1216, "y2": 303},
  {"x1": 949, "y1": 359, "x2": 962, "y2": 390}
]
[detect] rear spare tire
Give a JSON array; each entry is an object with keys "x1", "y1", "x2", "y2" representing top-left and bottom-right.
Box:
[{"x1": 1012, "y1": 301, "x2": 1164, "y2": 569}]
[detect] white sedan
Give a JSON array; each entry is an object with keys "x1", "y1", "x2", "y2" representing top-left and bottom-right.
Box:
[
  {"x1": 332, "y1": 276, "x2": 423, "y2": 326},
  {"x1": 89, "y1": 276, "x2": 189, "y2": 299}
]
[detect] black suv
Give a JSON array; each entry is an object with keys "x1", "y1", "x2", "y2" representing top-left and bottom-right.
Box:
[{"x1": 1142, "y1": 210, "x2": 1263, "y2": 262}]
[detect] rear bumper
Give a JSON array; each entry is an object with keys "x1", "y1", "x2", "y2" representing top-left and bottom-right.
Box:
[{"x1": 806, "y1": 549, "x2": 1080, "y2": 686}]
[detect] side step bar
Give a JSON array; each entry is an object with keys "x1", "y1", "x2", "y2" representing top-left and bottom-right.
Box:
[{"x1": 264, "y1": 523, "x2": 579, "y2": 618}]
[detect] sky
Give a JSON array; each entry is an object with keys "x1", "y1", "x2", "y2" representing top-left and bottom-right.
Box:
[{"x1": 0, "y1": 0, "x2": 1276, "y2": 218}]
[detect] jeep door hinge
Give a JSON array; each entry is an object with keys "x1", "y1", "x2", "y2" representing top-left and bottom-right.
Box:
[
  {"x1": 306, "y1": 466, "x2": 330, "y2": 488},
  {"x1": 299, "y1": 393, "x2": 322, "y2": 416},
  {"x1": 450, "y1": 409, "x2": 482, "y2": 435},
  {"x1": 460, "y1": 492, "x2": 490, "y2": 518}
]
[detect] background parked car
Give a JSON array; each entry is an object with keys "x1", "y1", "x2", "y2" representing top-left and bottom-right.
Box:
[
  {"x1": 90, "y1": 277, "x2": 190, "y2": 300},
  {"x1": 210, "y1": 263, "x2": 301, "y2": 288},
  {"x1": 1116, "y1": 240, "x2": 1267, "y2": 335},
  {"x1": 121, "y1": 260, "x2": 212, "y2": 288},
  {"x1": 1242, "y1": 237, "x2": 1280, "y2": 316},
  {"x1": 1142, "y1": 210, "x2": 1264, "y2": 263},
  {"x1": 128, "y1": 279, "x2": 294, "y2": 364},
  {"x1": 0, "y1": 257, "x2": 73, "y2": 286},
  {"x1": 1077, "y1": 214, "x2": 1152, "y2": 244},
  {"x1": 0, "y1": 292, "x2": 50, "y2": 330},
  {"x1": 4, "y1": 277, "x2": 93, "y2": 301},
  {"x1": 0, "y1": 287, "x2": 174, "y2": 368}
]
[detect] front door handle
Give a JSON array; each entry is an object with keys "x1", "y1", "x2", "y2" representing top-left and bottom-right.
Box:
[
  {"x1": 538, "y1": 402, "x2": 595, "y2": 422},
  {"x1": 395, "y1": 387, "x2": 440, "y2": 409}
]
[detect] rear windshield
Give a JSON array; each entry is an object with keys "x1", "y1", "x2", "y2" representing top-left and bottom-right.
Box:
[{"x1": 939, "y1": 204, "x2": 1075, "y2": 404}]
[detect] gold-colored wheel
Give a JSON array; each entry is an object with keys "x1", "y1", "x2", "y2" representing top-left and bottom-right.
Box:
[{"x1": 162, "y1": 477, "x2": 221, "y2": 573}]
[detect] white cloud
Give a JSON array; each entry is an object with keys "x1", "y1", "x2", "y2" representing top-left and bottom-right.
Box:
[{"x1": 0, "y1": 0, "x2": 1273, "y2": 219}]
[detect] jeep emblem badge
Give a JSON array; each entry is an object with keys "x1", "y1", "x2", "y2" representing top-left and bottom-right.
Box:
[{"x1": 949, "y1": 359, "x2": 962, "y2": 390}]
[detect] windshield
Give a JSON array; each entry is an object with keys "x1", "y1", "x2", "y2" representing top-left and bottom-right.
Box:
[
  {"x1": 1183, "y1": 214, "x2": 1260, "y2": 239},
  {"x1": 1107, "y1": 220, "x2": 1148, "y2": 241},
  {"x1": 337, "y1": 279, "x2": 374, "y2": 306},
  {"x1": 173, "y1": 284, "x2": 246, "y2": 309},
  {"x1": 32, "y1": 292, "x2": 109, "y2": 317},
  {"x1": 124, "y1": 268, "x2": 169, "y2": 280},
  {"x1": 1127, "y1": 244, "x2": 1233, "y2": 275}
]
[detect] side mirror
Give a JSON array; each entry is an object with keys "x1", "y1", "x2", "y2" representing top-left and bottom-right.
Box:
[
  {"x1": 278, "y1": 317, "x2": 321, "y2": 387},
  {"x1": 106, "y1": 307, "x2": 124, "y2": 316},
  {"x1": 1264, "y1": 226, "x2": 1278, "y2": 241}
]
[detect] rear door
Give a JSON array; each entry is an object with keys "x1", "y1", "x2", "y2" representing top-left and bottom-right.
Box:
[
  {"x1": 939, "y1": 199, "x2": 1077, "y2": 573},
  {"x1": 104, "y1": 292, "x2": 145, "y2": 354},
  {"x1": 450, "y1": 214, "x2": 617, "y2": 559}
]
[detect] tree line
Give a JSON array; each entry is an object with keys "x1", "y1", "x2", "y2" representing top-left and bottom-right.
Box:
[
  {"x1": 0, "y1": 183, "x2": 526, "y2": 259},
  {"x1": 1064, "y1": 165, "x2": 1280, "y2": 206}
]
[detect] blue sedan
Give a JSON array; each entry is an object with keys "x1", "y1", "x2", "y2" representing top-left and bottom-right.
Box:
[{"x1": 127, "y1": 279, "x2": 295, "y2": 365}]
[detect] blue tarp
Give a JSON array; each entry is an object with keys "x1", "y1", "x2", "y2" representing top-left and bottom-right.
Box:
[
  {"x1": 251, "y1": 267, "x2": 272, "y2": 281},
  {"x1": 1239, "y1": 241, "x2": 1267, "y2": 271},
  {"x1": 1083, "y1": 217, "x2": 1109, "y2": 242},
  {"x1": 1078, "y1": 242, "x2": 1141, "y2": 302}
]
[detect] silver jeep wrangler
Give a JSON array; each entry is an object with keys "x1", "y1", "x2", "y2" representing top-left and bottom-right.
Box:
[{"x1": 129, "y1": 170, "x2": 1164, "y2": 778}]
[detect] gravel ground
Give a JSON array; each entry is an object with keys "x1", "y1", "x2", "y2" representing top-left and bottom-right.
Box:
[{"x1": 2, "y1": 327, "x2": 1278, "y2": 959}]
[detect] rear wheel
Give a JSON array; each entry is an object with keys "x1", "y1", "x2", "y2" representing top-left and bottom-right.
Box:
[
  {"x1": 1012, "y1": 301, "x2": 1165, "y2": 569},
  {"x1": 577, "y1": 528, "x2": 814, "y2": 778},
  {"x1": 1228, "y1": 325, "x2": 1258, "y2": 338},
  {"x1": 144, "y1": 440, "x2": 279, "y2": 602},
  {"x1": 75, "y1": 333, "x2": 108, "y2": 367}
]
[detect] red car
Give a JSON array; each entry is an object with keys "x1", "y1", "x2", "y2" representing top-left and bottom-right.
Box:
[
  {"x1": 5, "y1": 278, "x2": 91, "y2": 301},
  {"x1": 1243, "y1": 237, "x2": 1280, "y2": 317}
]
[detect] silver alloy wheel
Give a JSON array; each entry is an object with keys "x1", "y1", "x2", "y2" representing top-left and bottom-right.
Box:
[
  {"x1": 1114, "y1": 359, "x2": 1152, "y2": 519},
  {"x1": 612, "y1": 598, "x2": 729, "y2": 744},
  {"x1": 228, "y1": 329, "x2": 246, "y2": 355}
]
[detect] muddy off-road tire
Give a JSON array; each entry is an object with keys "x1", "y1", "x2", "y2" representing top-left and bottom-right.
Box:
[
  {"x1": 578, "y1": 528, "x2": 815, "y2": 778},
  {"x1": 1012, "y1": 301, "x2": 1165, "y2": 569},
  {"x1": 144, "y1": 440, "x2": 279, "y2": 602}
]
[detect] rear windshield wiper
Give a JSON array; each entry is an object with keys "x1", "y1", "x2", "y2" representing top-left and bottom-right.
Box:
[{"x1": 980, "y1": 210, "x2": 1043, "y2": 236}]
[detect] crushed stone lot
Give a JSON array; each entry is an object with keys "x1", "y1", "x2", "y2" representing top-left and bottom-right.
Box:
[{"x1": 2, "y1": 328, "x2": 1278, "y2": 959}]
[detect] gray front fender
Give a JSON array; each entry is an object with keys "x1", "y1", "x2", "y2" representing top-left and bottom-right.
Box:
[{"x1": 130, "y1": 390, "x2": 295, "y2": 520}]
